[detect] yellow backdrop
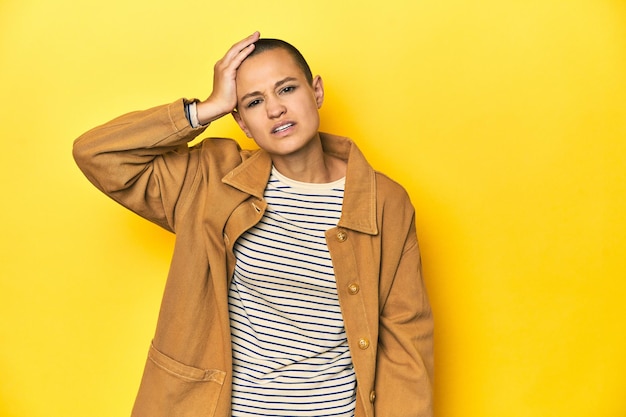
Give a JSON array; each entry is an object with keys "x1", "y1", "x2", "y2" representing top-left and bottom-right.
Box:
[{"x1": 1, "y1": 0, "x2": 625, "y2": 416}]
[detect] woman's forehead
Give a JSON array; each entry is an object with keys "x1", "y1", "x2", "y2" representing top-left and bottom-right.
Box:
[{"x1": 237, "y1": 48, "x2": 306, "y2": 86}]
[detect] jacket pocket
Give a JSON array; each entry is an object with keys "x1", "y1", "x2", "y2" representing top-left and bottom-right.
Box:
[
  {"x1": 147, "y1": 343, "x2": 225, "y2": 383},
  {"x1": 132, "y1": 343, "x2": 227, "y2": 417}
]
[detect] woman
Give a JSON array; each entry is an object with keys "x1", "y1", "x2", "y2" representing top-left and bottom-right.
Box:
[{"x1": 73, "y1": 32, "x2": 434, "y2": 417}]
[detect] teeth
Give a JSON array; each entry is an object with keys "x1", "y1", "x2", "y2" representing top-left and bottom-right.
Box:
[{"x1": 274, "y1": 123, "x2": 293, "y2": 133}]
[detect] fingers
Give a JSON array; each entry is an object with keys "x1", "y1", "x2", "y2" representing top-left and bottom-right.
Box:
[
  {"x1": 202, "y1": 32, "x2": 261, "y2": 121},
  {"x1": 223, "y1": 31, "x2": 260, "y2": 68}
]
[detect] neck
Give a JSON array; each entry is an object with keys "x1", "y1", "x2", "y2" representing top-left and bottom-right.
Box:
[{"x1": 271, "y1": 142, "x2": 346, "y2": 183}]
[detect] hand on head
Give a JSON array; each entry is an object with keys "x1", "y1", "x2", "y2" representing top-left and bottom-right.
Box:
[{"x1": 196, "y1": 32, "x2": 260, "y2": 125}]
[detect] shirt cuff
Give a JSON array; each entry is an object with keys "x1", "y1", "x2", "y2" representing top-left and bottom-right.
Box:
[{"x1": 186, "y1": 100, "x2": 202, "y2": 128}]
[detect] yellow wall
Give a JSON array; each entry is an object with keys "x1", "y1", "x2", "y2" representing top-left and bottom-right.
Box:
[{"x1": 1, "y1": 0, "x2": 625, "y2": 416}]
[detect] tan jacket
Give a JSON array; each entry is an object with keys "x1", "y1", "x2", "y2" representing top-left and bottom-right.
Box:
[{"x1": 73, "y1": 99, "x2": 434, "y2": 417}]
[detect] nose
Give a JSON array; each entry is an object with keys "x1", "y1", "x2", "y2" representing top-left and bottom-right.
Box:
[{"x1": 265, "y1": 96, "x2": 286, "y2": 119}]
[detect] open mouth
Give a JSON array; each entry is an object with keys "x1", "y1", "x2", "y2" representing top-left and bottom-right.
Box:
[{"x1": 272, "y1": 122, "x2": 294, "y2": 134}]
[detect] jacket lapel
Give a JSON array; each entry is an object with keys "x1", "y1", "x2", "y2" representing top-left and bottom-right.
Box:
[
  {"x1": 221, "y1": 149, "x2": 272, "y2": 199},
  {"x1": 320, "y1": 133, "x2": 379, "y2": 236},
  {"x1": 221, "y1": 133, "x2": 379, "y2": 236}
]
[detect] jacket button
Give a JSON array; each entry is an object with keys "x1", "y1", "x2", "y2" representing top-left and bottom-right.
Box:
[
  {"x1": 348, "y1": 283, "x2": 360, "y2": 295},
  {"x1": 336, "y1": 231, "x2": 348, "y2": 242},
  {"x1": 369, "y1": 390, "x2": 376, "y2": 403},
  {"x1": 358, "y1": 338, "x2": 370, "y2": 350}
]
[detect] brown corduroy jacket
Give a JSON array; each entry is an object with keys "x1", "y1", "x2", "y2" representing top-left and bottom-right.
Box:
[{"x1": 73, "y1": 99, "x2": 434, "y2": 417}]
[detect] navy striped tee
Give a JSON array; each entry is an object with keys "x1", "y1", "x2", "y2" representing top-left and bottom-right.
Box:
[{"x1": 228, "y1": 167, "x2": 356, "y2": 416}]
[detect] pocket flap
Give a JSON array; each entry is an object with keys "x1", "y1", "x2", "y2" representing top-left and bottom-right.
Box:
[{"x1": 148, "y1": 343, "x2": 225, "y2": 384}]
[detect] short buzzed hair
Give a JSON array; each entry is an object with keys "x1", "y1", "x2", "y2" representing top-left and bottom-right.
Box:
[{"x1": 248, "y1": 38, "x2": 314, "y2": 85}]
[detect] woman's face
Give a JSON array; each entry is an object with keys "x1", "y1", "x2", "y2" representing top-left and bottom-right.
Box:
[{"x1": 233, "y1": 47, "x2": 324, "y2": 162}]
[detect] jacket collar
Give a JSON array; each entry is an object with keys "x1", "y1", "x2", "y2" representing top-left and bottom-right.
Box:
[{"x1": 222, "y1": 132, "x2": 378, "y2": 235}]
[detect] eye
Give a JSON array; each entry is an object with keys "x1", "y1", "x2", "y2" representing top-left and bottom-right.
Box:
[
  {"x1": 246, "y1": 98, "x2": 262, "y2": 109},
  {"x1": 280, "y1": 85, "x2": 296, "y2": 94}
]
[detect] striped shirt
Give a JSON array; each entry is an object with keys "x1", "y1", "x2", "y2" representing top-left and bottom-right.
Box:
[{"x1": 228, "y1": 167, "x2": 356, "y2": 416}]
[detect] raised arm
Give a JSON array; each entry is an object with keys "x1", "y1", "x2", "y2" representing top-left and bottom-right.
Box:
[{"x1": 72, "y1": 32, "x2": 261, "y2": 231}]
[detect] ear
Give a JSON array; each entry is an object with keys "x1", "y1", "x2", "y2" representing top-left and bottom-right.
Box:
[
  {"x1": 312, "y1": 75, "x2": 324, "y2": 109},
  {"x1": 231, "y1": 110, "x2": 253, "y2": 138}
]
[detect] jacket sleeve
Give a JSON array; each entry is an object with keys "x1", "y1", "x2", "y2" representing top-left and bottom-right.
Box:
[
  {"x1": 72, "y1": 99, "x2": 208, "y2": 232},
  {"x1": 375, "y1": 209, "x2": 434, "y2": 416}
]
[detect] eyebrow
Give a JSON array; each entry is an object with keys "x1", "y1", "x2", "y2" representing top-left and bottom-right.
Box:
[{"x1": 239, "y1": 77, "x2": 299, "y2": 103}]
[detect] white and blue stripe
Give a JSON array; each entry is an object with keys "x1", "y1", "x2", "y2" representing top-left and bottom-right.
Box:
[{"x1": 229, "y1": 167, "x2": 356, "y2": 416}]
